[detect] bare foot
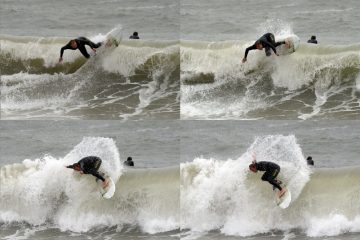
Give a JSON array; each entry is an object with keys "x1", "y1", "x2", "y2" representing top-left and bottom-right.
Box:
[
  {"x1": 278, "y1": 188, "x2": 287, "y2": 198},
  {"x1": 102, "y1": 179, "x2": 109, "y2": 188},
  {"x1": 285, "y1": 39, "x2": 290, "y2": 48}
]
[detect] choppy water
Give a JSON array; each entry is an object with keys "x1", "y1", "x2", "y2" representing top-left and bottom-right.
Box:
[
  {"x1": 0, "y1": 121, "x2": 180, "y2": 239},
  {"x1": 180, "y1": 121, "x2": 360, "y2": 240},
  {"x1": 1, "y1": 121, "x2": 359, "y2": 239},
  {"x1": 1, "y1": 0, "x2": 180, "y2": 119},
  {"x1": 180, "y1": 0, "x2": 360, "y2": 120},
  {"x1": 1, "y1": 0, "x2": 360, "y2": 240}
]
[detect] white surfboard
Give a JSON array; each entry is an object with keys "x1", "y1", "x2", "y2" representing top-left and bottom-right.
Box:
[
  {"x1": 275, "y1": 187, "x2": 292, "y2": 209},
  {"x1": 276, "y1": 35, "x2": 300, "y2": 56},
  {"x1": 104, "y1": 27, "x2": 122, "y2": 48},
  {"x1": 97, "y1": 175, "x2": 116, "y2": 199},
  {"x1": 104, "y1": 36, "x2": 120, "y2": 48}
]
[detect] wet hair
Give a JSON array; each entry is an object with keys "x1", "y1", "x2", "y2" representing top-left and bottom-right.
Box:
[
  {"x1": 255, "y1": 41, "x2": 263, "y2": 49},
  {"x1": 127, "y1": 157, "x2": 132, "y2": 161},
  {"x1": 249, "y1": 163, "x2": 256, "y2": 170},
  {"x1": 69, "y1": 40, "x2": 77, "y2": 48},
  {"x1": 133, "y1": 32, "x2": 138, "y2": 36},
  {"x1": 311, "y1": 36, "x2": 316, "y2": 40}
]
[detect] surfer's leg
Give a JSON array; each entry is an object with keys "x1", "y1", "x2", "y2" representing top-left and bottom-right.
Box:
[
  {"x1": 271, "y1": 168, "x2": 282, "y2": 189},
  {"x1": 269, "y1": 33, "x2": 288, "y2": 50},
  {"x1": 275, "y1": 41, "x2": 286, "y2": 47},
  {"x1": 263, "y1": 169, "x2": 282, "y2": 191},
  {"x1": 78, "y1": 46, "x2": 90, "y2": 58},
  {"x1": 94, "y1": 158, "x2": 102, "y2": 171},
  {"x1": 265, "y1": 47, "x2": 272, "y2": 56},
  {"x1": 93, "y1": 42, "x2": 102, "y2": 48},
  {"x1": 269, "y1": 178, "x2": 282, "y2": 191},
  {"x1": 268, "y1": 33, "x2": 279, "y2": 47}
]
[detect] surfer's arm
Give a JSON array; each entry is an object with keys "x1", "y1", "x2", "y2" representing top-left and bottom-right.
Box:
[
  {"x1": 244, "y1": 45, "x2": 256, "y2": 58},
  {"x1": 81, "y1": 39, "x2": 101, "y2": 52},
  {"x1": 59, "y1": 43, "x2": 72, "y2": 62},
  {"x1": 243, "y1": 44, "x2": 256, "y2": 62}
]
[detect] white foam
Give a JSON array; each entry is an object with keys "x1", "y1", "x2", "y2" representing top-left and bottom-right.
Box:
[
  {"x1": 181, "y1": 135, "x2": 311, "y2": 236},
  {"x1": 307, "y1": 214, "x2": 360, "y2": 237},
  {"x1": 181, "y1": 39, "x2": 360, "y2": 119},
  {"x1": 0, "y1": 138, "x2": 179, "y2": 234}
]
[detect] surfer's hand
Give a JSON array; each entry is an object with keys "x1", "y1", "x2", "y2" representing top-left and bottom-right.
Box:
[
  {"x1": 58, "y1": 57, "x2": 63, "y2": 63},
  {"x1": 92, "y1": 48, "x2": 96, "y2": 53},
  {"x1": 242, "y1": 58, "x2": 247, "y2": 63}
]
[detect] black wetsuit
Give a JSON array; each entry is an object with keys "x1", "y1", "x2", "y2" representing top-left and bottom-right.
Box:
[
  {"x1": 244, "y1": 33, "x2": 286, "y2": 58},
  {"x1": 60, "y1": 37, "x2": 102, "y2": 59},
  {"x1": 307, "y1": 39, "x2": 318, "y2": 44},
  {"x1": 77, "y1": 156, "x2": 105, "y2": 182},
  {"x1": 307, "y1": 158, "x2": 314, "y2": 166},
  {"x1": 255, "y1": 161, "x2": 282, "y2": 191},
  {"x1": 129, "y1": 35, "x2": 139, "y2": 39},
  {"x1": 124, "y1": 160, "x2": 134, "y2": 166}
]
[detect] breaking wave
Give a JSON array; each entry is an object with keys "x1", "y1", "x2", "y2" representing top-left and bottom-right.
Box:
[
  {"x1": 181, "y1": 39, "x2": 360, "y2": 119},
  {"x1": 0, "y1": 137, "x2": 179, "y2": 234},
  {"x1": 1, "y1": 32, "x2": 180, "y2": 119},
  {"x1": 181, "y1": 135, "x2": 360, "y2": 237}
]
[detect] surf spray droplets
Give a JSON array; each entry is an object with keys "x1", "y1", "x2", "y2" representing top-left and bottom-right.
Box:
[
  {"x1": 0, "y1": 137, "x2": 179, "y2": 233},
  {"x1": 181, "y1": 135, "x2": 360, "y2": 237},
  {"x1": 181, "y1": 39, "x2": 360, "y2": 119}
]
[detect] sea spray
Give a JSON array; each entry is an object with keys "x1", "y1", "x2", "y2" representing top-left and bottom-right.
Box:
[
  {"x1": 0, "y1": 137, "x2": 180, "y2": 233},
  {"x1": 181, "y1": 40, "x2": 360, "y2": 119}
]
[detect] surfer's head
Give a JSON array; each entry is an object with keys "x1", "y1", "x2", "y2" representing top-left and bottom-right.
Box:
[
  {"x1": 66, "y1": 163, "x2": 81, "y2": 171},
  {"x1": 255, "y1": 41, "x2": 263, "y2": 50},
  {"x1": 311, "y1": 35, "x2": 316, "y2": 40},
  {"x1": 133, "y1": 32, "x2": 138, "y2": 37},
  {"x1": 249, "y1": 163, "x2": 257, "y2": 172},
  {"x1": 70, "y1": 40, "x2": 77, "y2": 49}
]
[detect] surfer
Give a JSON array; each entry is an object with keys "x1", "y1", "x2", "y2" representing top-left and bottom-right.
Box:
[
  {"x1": 66, "y1": 156, "x2": 109, "y2": 187},
  {"x1": 242, "y1": 33, "x2": 288, "y2": 63},
  {"x1": 307, "y1": 156, "x2": 314, "y2": 166},
  {"x1": 129, "y1": 32, "x2": 140, "y2": 39},
  {"x1": 124, "y1": 156, "x2": 134, "y2": 167},
  {"x1": 307, "y1": 36, "x2": 318, "y2": 44},
  {"x1": 59, "y1": 37, "x2": 102, "y2": 62},
  {"x1": 249, "y1": 156, "x2": 286, "y2": 197}
]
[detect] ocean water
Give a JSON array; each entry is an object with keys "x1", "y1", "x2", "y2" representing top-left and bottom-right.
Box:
[
  {"x1": 1, "y1": 121, "x2": 359, "y2": 239},
  {"x1": 0, "y1": 120, "x2": 180, "y2": 239},
  {"x1": 0, "y1": 0, "x2": 180, "y2": 119},
  {"x1": 180, "y1": 0, "x2": 360, "y2": 119},
  {"x1": 180, "y1": 121, "x2": 360, "y2": 240},
  {"x1": 1, "y1": 1, "x2": 360, "y2": 240}
]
